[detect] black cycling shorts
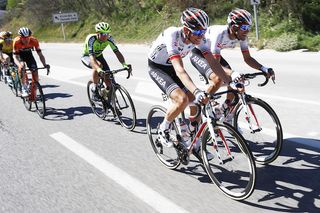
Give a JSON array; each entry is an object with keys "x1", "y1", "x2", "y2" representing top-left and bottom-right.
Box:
[
  {"x1": 190, "y1": 48, "x2": 232, "y2": 80},
  {"x1": 148, "y1": 59, "x2": 187, "y2": 96},
  {"x1": 81, "y1": 54, "x2": 110, "y2": 71},
  {"x1": 19, "y1": 50, "x2": 37, "y2": 70}
]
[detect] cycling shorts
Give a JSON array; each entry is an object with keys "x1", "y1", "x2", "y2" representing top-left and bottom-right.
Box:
[
  {"x1": 81, "y1": 54, "x2": 110, "y2": 71},
  {"x1": 190, "y1": 48, "x2": 231, "y2": 80},
  {"x1": 19, "y1": 50, "x2": 37, "y2": 70},
  {"x1": 148, "y1": 59, "x2": 187, "y2": 96}
]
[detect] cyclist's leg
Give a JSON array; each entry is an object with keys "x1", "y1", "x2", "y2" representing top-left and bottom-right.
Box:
[
  {"x1": 148, "y1": 61, "x2": 189, "y2": 130},
  {"x1": 96, "y1": 55, "x2": 112, "y2": 87},
  {"x1": 14, "y1": 55, "x2": 26, "y2": 86},
  {"x1": 24, "y1": 53, "x2": 38, "y2": 81}
]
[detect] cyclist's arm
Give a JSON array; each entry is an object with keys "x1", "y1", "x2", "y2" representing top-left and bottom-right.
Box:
[
  {"x1": 204, "y1": 52, "x2": 231, "y2": 83},
  {"x1": 242, "y1": 50, "x2": 263, "y2": 70},
  {"x1": 36, "y1": 50, "x2": 47, "y2": 68},
  {"x1": 171, "y1": 56, "x2": 197, "y2": 94},
  {"x1": 114, "y1": 50, "x2": 125, "y2": 64}
]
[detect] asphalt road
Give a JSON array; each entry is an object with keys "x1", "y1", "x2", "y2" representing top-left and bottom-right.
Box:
[{"x1": 0, "y1": 43, "x2": 319, "y2": 212}]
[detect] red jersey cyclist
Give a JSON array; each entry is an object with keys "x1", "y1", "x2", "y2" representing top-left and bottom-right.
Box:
[
  {"x1": 190, "y1": 8, "x2": 275, "y2": 121},
  {"x1": 13, "y1": 27, "x2": 50, "y2": 97},
  {"x1": 148, "y1": 7, "x2": 242, "y2": 157}
]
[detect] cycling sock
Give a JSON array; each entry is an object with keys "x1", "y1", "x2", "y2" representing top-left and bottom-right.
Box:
[{"x1": 160, "y1": 118, "x2": 171, "y2": 130}]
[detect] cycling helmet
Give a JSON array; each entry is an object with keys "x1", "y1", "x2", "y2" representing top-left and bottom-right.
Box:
[
  {"x1": 227, "y1": 8, "x2": 252, "y2": 29},
  {"x1": 181, "y1": 7, "x2": 209, "y2": 30},
  {"x1": 18, "y1": 27, "x2": 32, "y2": 37},
  {"x1": 95, "y1": 22, "x2": 111, "y2": 33}
]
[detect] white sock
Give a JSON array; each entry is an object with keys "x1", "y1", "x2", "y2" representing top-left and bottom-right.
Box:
[{"x1": 160, "y1": 118, "x2": 171, "y2": 130}]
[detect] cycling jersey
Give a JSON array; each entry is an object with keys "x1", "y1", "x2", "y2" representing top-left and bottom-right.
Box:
[
  {"x1": 205, "y1": 25, "x2": 249, "y2": 58},
  {"x1": 148, "y1": 27, "x2": 210, "y2": 66},
  {"x1": 13, "y1": 36, "x2": 41, "y2": 54},
  {"x1": 0, "y1": 39, "x2": 13, "y2": 54},
  {"x1": 83, "y1": 34, "x2": 118, "y2": 57}
]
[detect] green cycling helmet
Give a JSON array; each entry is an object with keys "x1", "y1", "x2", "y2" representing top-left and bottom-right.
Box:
[{"x1": 95, "y1": 22, "x2": 111, "y2": 33}]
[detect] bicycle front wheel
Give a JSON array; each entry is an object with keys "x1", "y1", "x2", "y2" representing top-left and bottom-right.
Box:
[
  {"x1": 201, "y1": 122, "x2": 256, "y2": 200},
  {"x1": 87, "y1": 80, "x2": 107, "y2": 119},
  {"x1": 234, "y1": 96, "x2": 283, "y2": 164},
  {"x1": 34, "y1": 82, "x2": 46, "y2": 118},
  {"x1": 112, "y1": 84, "x2": 136, "y2": 130},
  {"x1": 146, "y1": 105, "x2": 181, "y2": 169}
]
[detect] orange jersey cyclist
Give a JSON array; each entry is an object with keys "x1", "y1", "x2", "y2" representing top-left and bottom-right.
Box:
[{"x1": 13, "y1": 27, "x2": 50, "y2": 97}]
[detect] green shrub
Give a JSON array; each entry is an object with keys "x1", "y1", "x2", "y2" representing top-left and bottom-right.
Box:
[{"x1": 265, "y1": 33, "x2": 299, "y2": 51}]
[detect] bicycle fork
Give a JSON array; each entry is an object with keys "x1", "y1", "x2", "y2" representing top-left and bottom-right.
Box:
[{"x1": 239, "y1": 94, "x2": 262, "y2": 133}]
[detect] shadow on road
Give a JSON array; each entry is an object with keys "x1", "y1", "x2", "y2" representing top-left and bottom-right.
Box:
[
  {"x1": 241, "y1": 138, "x2": 320, "y2": 212},
  {"x1": 44, "y1": 106, "x2": 93, "y2": 120}
]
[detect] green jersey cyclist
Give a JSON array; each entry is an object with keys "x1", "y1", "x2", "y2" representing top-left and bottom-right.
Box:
[{"x1": 81, "y1": 22, "x2": 131, "y2": 101}]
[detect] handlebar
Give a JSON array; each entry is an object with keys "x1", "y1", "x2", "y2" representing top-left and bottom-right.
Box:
[
  {"x1": 100, "y1": 64, "x2": 132, "y2": 79},
  {"x1": 24, "y1": 66, "x2": 50, "y2": 76},
  {"x1": 242, "y1": 72, "x2": 269, "y2": 87}
]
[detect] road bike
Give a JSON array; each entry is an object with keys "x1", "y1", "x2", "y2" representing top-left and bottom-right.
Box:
[
  {"x1": 22, "y1": 66, "x2": 50, "y2": 119},
  {"x1": 87, "y1": 65, "x2": 136, "y2": 130},
  {"x1": 201, "y1": 72, "x2": 283, "y2": 164},
  {"x1": 146, "y1": 91, "x2": 256, "y2": 200}
]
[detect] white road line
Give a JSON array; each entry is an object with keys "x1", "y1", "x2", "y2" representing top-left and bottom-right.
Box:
[{"x1": 50, "y1": 132, "x2": 189, "y2": 213}]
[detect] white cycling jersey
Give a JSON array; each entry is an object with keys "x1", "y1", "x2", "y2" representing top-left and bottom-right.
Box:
[
  {"x1": 148, "y1": 26, "x2": 211, "y2": 66},
  {"x1": 205, "y1": 25, "x2": 249, "y2": 57}
]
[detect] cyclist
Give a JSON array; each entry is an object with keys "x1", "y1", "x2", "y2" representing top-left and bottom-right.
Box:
[
  {"x1": 81, "y1": 22, "x2": 131, "y2": 101},
  {"x1": 148, "y1": 7, "x2": 241, "y2": 157},
  {"x1": 0, "y1": 31, "x2": 14, "y2": 84},
  {"x1": 13, "y1": 27, "x2": 50, "y2": 97},
  {"x1": 190, "y1": 8, "x2": 275, "y2": 121}
]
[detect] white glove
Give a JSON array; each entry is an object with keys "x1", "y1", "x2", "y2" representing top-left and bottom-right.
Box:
[
  {"x1": 193, "y1": 89, "x2": 206, "y2": 104},
  {"x1": 261, "y1": 66, "x2": 275, "y2": 81},
  {"x1": 230, "y1": 71, "x2": 244, "y2": 90}
]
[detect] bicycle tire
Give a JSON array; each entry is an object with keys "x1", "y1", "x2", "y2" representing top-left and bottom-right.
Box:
[
  {"x1": 0, "y1": 69, "x2": 3, "y2": 82},
  {"x1": 22, "y1": 83, "x2": 32, "y2": 111},
  {"x1": 87, "y1": 80, "x2": 108, "y2": 119},
  {"x1": 146, "y1": 105, "x2": 181, "y2": 169},
  {"x1": 234, "y1": 96, "x2": 283, "y2": 164},
  {"x1": 112, "y1": 84, "x2": 136, "y2": 130},
  {"x1": 34, "y1": 81, "x2": 46, "y2": 118},
  {"x1": 201, "y1": 122, "x2": 256, "y2": 200}
]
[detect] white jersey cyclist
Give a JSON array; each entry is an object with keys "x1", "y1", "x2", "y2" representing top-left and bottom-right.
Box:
[
  {"x1": 205, "y1": 25, "x2": 249, "y2": 58},
  {"x1": 148, "y1": 26, "x2": 211, "y2": 66}
]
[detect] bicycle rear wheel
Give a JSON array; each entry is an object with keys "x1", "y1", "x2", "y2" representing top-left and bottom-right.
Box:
[
  {"x1": 112, "y1": 84, "x2": 136, "y2": 130},
  {"x1": 234, "y1": 96, "x2": 283, "y2": 164},
  {"x1": 201, "y1": 122, "x2": 256, "y2": 200},
  {"x1": 146, "y1": 105, "x2": 181, "y2": 169},
  {"x1": 33, "y1": 82, "x2": 46, "y2": 118},
  {"x1": 87, "y1": 80, "x2": 108, "y2": 119}
]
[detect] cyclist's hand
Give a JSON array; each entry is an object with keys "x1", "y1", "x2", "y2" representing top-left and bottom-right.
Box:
[
  {"x1": 45, "y1": 64, "x2": 50, "y2": 75},
  {"x1": 261, "y1": 66, "x2": 275, "y2": 83},
  {"x1": 193, "y1": 89, "x2": 208, "y2": 105},
  {"x1": 97, "y1": 68, "x2": 105, "y2": 77},
  {"x1": 122, "y1": 63, "x2": 130, "y2": 70}
]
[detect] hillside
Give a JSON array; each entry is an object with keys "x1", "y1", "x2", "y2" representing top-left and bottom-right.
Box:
[{"x1": 1, "y1": 0, "x2": 319, "y2": 51}]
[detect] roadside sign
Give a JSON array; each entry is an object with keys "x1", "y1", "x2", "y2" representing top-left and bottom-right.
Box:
[
  {"x1": 250, "y1": 0, "x2": 260, "y2": 5},
  {"x1": 52, "y1": 12, "x2": 78, "y2": 23}
]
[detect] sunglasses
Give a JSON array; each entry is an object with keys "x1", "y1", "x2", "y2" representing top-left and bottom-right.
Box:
[
  {"x1": 240, "y1": 25, "x2": 251, "y2": 31},
  {"x1": 4, "y1": 38, "x2": 12, "y2": 41},
  {"x1": 187, "y1": 27, "x2": 206, "y2": 36},
  {"x1": 100, "y1": 33, "x2": 109, "y2": 36}
]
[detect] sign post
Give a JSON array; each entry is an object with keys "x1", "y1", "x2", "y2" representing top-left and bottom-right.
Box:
[
  {"x1": 52, "y1": 12, "x2": 78, "y2": 41},
  {"x1": 250, "y1": 0, "x2": 260, "y2": 40}
]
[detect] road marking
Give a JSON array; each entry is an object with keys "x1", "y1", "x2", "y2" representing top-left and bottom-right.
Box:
[{"x1": 50, "y1": 132, "x2": 189, "y2": 213}]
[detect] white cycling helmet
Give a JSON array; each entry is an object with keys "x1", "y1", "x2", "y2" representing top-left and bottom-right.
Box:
[
  {"x1": 18, "y1": 27, "x2": 32, "y2": 37},
  {"x1": 180, "y1": 7, "x2": 209, "y2": 30}
]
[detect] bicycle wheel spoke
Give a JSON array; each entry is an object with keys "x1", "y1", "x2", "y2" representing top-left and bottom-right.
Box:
[
  {"x1": 146, "y1": 105, "x2": 180, "y2": 169},
  {"x1": 235, "y1": 97, "x2": 283, "y2": 164},
  {"x1": 113, "y1": 85, "x2": 136, "y2": 130},
  {"x1": 202, "y1": 124, "x2": 256, "y2": 200}
]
